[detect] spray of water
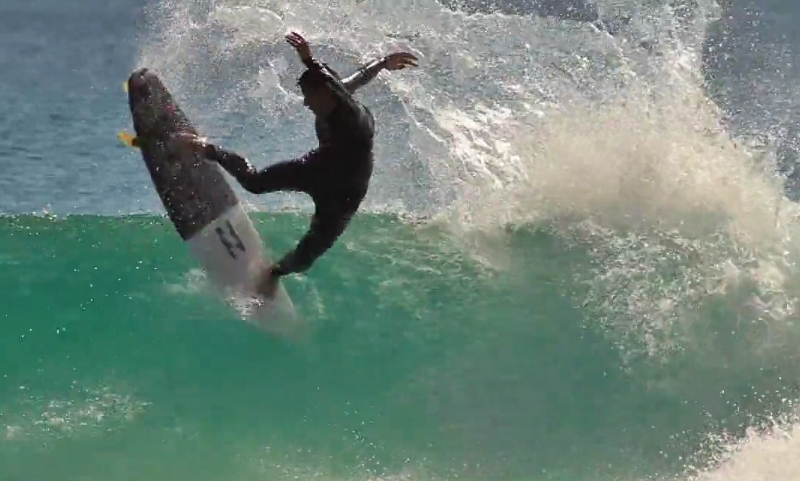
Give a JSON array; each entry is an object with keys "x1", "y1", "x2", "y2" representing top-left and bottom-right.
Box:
[{"x1": 134, "y1": 0, "x2": 800, "y2": 478}]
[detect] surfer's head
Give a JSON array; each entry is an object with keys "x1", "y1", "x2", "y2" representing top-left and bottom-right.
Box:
[{"x1": 297, "y1": 68, "x2": 337, "y2": 117}]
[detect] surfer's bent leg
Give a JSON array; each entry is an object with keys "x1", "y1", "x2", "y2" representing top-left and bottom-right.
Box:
[
  {"x1": 270, "y1": 193, "x2": 365, "y2": 278},
  {"x1": 203, "y1": 144, "x2": 315, "y2": 195}
]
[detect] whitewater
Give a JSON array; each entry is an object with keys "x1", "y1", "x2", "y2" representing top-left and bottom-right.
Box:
[{"x1": 4, "y1": 0, "x2": 800, "y2": 479}]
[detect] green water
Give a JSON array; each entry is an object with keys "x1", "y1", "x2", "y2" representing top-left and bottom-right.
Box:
[{"x1": 2, "y1": 213, "x2": 799, "y2": 480}]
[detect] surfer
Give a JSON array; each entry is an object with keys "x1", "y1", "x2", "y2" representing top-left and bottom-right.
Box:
[{"x1": 177, "y1": 31, "x2": 419, "y2": 297}]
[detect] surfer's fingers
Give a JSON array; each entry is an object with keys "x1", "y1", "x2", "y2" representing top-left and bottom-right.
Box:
[
  {"x1": 286, "y1": 37, "x2": 303, "y2": 50},
  {"x1": 390, "y1": 52, "x2": 419, "y2": 68},
  {"x1": 285, "y1": 31, "x2": 306, "y2": 46},
  {"x1": 398, "y1": 58, "x2": 417, "y2": 68}
]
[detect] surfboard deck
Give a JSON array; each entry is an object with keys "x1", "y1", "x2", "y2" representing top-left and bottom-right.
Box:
[
  {"x1": 119, "y1": 67, "x2": 300, "y2": 336},
  {"x1": 185, "y1": 202, "x2": 298, "y2": 330}
]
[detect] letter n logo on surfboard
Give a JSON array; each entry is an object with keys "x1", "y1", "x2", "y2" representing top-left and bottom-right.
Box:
[{"x1": 215, "y1": 220, "x2": 246, "y2": 259}]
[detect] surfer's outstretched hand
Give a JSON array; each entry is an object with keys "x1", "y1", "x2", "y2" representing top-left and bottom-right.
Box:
[
  {"x1": 384, "y1": 52, "x2": 419, "y2": 71},
  {"x1": 285, "y1": 31, "x2": 312, "y2": 61}
]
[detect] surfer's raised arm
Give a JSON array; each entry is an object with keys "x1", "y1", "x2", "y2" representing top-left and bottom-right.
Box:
[
  {"x1": 286, "y1": 31, "x2": 418, "y2": 105},
  {"x1": 341, "y1": 57, "x2": 389, "y2": 93}
]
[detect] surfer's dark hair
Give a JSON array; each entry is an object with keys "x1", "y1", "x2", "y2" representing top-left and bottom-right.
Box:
[{"x1": 297, "y1": 62, "x2": 340, "y2": 90}]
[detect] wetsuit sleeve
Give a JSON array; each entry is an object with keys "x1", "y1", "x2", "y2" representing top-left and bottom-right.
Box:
[{"x1": 341, "y1": 57, "x2": 387, "y2": 93}]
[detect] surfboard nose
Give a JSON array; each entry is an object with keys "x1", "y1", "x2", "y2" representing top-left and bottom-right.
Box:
[
  {"x1": 126, "y1": 68, "x2": 176, "y2": 126},
  {"x1": 127, "y1": 68, "x2": 157, "y2": 100}
]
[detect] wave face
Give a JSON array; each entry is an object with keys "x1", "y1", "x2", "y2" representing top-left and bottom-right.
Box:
[{"x1": 2, "y1": 212, "x2": 800, "y2": 480}]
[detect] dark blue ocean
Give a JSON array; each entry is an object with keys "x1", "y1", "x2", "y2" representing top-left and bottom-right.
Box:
[{"x1": 3, "y1": 0, "x2": 800, "y2": 479}]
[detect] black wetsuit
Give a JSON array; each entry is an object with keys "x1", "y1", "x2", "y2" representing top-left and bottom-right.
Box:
[{"x1": 202, "y1": 56, "x2": 386, "y2": 278}]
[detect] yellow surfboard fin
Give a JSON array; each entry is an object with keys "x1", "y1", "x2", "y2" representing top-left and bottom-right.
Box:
[{"x1": 117, "y1": 131, "x2": 139, "y2": 148}]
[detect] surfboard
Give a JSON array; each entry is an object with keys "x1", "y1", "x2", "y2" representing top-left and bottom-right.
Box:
[{"x1": 118, "y1": 68, "x2": 300, "y2": 337}]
